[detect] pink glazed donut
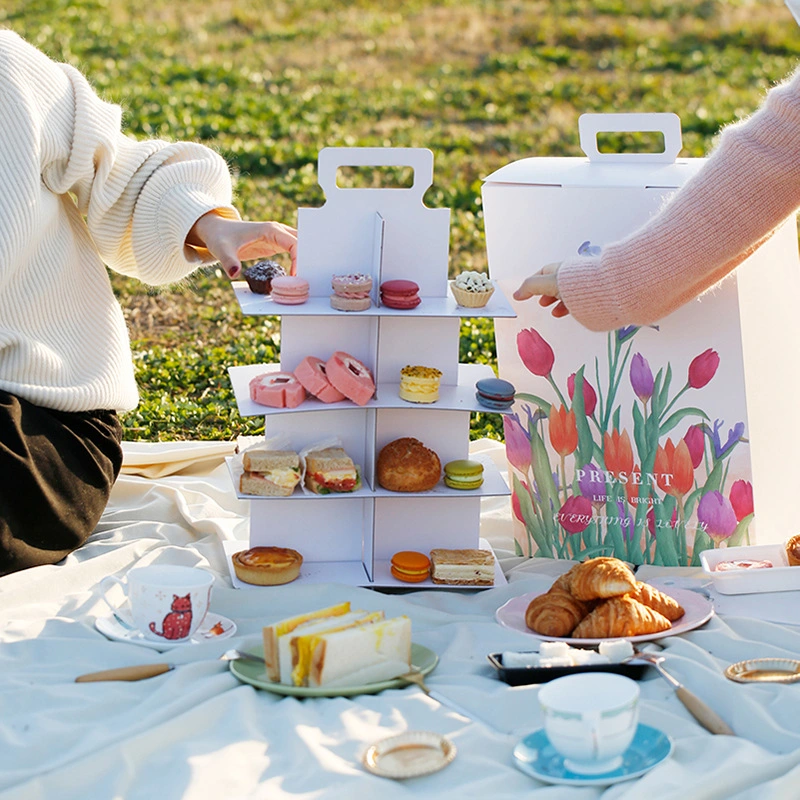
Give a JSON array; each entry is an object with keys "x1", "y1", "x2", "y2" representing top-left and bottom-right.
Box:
[
  {"x1": 294, "y1": 356, "x2": 346, "y2": 403},
  {"x1": 249, "y1": 372, "x2": 306, "y2": 408},
  {"x1": 326, "y1": 351, "x2": 375, "y2": 406}
]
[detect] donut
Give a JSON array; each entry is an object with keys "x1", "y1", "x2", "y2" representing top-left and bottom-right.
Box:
[
  {"x1": 325, "y1": 351, "x2": 375, "y2": 406},
  {"x1": 249, "y1": 372, "x2": 306, "y2": 408},
  {"x1": 294, "y1": 356, "x2": 346, "y2": 403}
]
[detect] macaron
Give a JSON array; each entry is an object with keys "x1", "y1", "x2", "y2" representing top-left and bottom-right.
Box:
[
  {"x1": 380, "y1": 279, "x2": 421, "y2": 310},
  {"x1": 443, "y1": 459, "x2": 484, "y2": 490},
  {"x1": 271, "y1": 275, "x2": 310, "y2": 305},
  {"x1": 390, "y1": 551, "x2": 431, "y2": 583},
  {"x1": 475, "y1": 377, "x2": 516, "y2": 410},
  {"x1": 331, "y1": 273, "x2": 373, "y2": 312}
]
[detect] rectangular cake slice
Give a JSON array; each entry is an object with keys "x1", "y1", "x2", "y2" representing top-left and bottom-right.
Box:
[{"x1": 430, "y1": 548, "x2": 495, "y2": 586}]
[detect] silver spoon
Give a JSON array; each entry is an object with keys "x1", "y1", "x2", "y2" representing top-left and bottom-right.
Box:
[
  {"x1": 631, "y1": 650, "x2": 734, "y2": 736},
  {"x1": 75, "y1": 648, "x2": 264, "y2": 682}
]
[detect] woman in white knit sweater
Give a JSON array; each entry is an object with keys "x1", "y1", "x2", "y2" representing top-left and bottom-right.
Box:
[{"x1": 0, "y1": 31, "x2": 297, "y2": 575}]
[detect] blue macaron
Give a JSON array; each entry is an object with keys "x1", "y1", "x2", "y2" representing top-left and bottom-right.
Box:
[{"x1": 475, "y1": 377, "x2": 516, "y2": 410}]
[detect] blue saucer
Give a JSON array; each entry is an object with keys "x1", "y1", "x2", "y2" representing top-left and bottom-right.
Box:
[{"x1": 513, "y1": 723, "x2": 672, "y2": 787}]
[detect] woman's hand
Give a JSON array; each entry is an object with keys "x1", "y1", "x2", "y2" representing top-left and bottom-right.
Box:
[
  {"x1": 513, "y1": 262, "x2": 570, "y2": 318},
  {"x1": 187, "y1": 212, "x2": 298, "y2": 278}
]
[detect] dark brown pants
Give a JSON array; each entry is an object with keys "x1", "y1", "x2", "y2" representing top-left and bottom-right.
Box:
[{"x1": 0, "y1": 390, "x2": 123, "y2": 576}]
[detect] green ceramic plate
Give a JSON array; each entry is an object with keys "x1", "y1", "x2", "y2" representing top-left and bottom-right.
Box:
[{"x1": 230, "y1": 643, "x2": 438, "y2": 697}]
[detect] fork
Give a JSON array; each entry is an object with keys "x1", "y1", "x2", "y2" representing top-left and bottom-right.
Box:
[
  {"x1": 632, "y1": 650, "x2": 734, "y2": 736},
  {"x1": 398, "y1": 666, "x2": 431, "y2": 694}
]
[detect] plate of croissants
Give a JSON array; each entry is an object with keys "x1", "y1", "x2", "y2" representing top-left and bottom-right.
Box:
[{"x1": 496, "y1": 556, "x2": 714, "y2": 644}]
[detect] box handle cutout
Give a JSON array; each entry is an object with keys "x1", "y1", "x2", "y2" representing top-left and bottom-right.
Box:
[
  {"x1": 317, "y1": 147, "x2": 434, "y2": 201},
  {"x1": 579, "y1": 113, "x2": 682, "y2": 164}
]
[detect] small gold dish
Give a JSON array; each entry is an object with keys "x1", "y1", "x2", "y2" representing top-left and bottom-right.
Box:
[
  {"x1": 725, "y1": 658, "x2": 800, "y2": 684},
  {"x1": 362, "y1": 731, "x2": 456, "y2": 779}
]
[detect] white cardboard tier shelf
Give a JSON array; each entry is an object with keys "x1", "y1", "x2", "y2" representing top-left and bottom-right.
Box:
[
  {"x1": 232, "y1": 282, "x2": 516, "y2": 319},
  {"x1": 223, "y1": 538, "x2": 506, "y2": 590},
  {"x1": 227, "y1": 146, "x2": 515, "y2": 589},
  {"x1": 229, "y1": 362, "x2": 503, "y2": 417}
]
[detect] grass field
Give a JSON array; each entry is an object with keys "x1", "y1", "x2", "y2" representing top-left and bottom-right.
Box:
[{"x1": 3, "y1": 0, "x2": 797, "y2": 440}]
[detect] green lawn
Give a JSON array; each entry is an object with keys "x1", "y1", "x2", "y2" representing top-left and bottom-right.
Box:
[{"x1": 4, "y1": 0, "x2": 797, "y2": 440}]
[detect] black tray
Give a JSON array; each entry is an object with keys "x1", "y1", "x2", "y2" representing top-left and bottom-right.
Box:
[{"x1": 487, "y1": 652, "x2": 650, "y2": 686}]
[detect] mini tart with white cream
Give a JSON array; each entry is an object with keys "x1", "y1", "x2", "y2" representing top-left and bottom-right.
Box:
[
  {"x1": 450, "y1": 270, "x2": 494, "y2": 308},
  {"x1": 232, "y1": 546, "x2": 303, "y2": 586},
  {"x1": 399, "y1": 365, "x2": 443, "y2": 403}
]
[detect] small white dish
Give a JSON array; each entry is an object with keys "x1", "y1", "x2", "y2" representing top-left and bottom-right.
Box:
[
  {"x1": 362, "y1": 731, "x2": 456, "y2": 779},
  {"x1": 513, "y1": 723, "x2": 672, "y2": 787},
  {"x1": 700, "y1": 543, "x2": 800, "y2": 595},
  {"x1": 95, "y1": 612, "x2": 236, "y2": 651}
]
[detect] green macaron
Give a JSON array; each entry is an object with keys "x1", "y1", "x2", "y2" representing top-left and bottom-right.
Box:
[{"x1": 444, "y1": 459, "x2": 484, "y2": 490}]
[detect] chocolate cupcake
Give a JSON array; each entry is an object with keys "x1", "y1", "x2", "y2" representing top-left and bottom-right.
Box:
[{"x1": 243, "y1": 260, "x2": 286, "y2": 294}]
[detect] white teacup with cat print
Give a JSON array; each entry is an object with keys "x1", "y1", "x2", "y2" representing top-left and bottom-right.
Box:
[{"x1": 99, "y1": 565, "x2": 214, "y2": 643}]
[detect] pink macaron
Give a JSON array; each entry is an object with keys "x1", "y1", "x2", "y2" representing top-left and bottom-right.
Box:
[
  {"x1": 271, "y1": 275, "x2": 310, "y2": 305},
  {"x1": 294, "y1": 356, "x2": 346, "y2": 403},
  {"x1": 250, "y1": 372, "x2": 306, "y2": 408},
  {"x1": 326, "y1": 351, "x2": 375, "y2": 406},
  {"x1": 380, "y1": 279, "x2": 420, "y2": 310}
]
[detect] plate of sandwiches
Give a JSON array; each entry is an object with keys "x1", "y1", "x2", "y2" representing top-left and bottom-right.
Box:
[
  {"x1": 230, "y1": 602, "x2": 438, "y2": 697},
  {"x1": 496, "y1": 557, "x2": 714, "y2": 645}
]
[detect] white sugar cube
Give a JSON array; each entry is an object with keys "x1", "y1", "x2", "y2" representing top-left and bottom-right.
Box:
[
  {"x1": 539, "y1": 641, "x2": 571, "y2": 658},
  {"x1": 501, "y1": 651, "x2": 541, "y2": 668},
  {"x1": 538, "y1": 656, "x2": 573, "y2": 668},
  {"x1": 567, "y1": 648, "x2": 595, "y2": 666},
  {"x1": 598, "y1": 640, "x2": 634, "y2": 663}
]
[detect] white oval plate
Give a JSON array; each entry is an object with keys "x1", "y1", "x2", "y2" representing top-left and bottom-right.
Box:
[
  {"x1": 495, "y1": 585, "x2": 713, "y2": 645},
  {"x1": 95, "y1": 612, "x2": 237, "y2": 651}
]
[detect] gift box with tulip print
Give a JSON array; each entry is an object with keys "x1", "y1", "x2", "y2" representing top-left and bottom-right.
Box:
[{"x1": 482, "y1": 113, "x2": 800, "y2": 566}]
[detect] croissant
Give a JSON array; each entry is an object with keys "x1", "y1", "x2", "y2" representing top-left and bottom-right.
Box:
[
  {"x1": 630, "y1": 582, "x2": 685, "y2": 622},
  {"x1": 550, "y1": 565, "x2": 578, "y2": 594},
  {"x1": 525, "y1": 588, "x2": 591, "y2": 637},
  {"x1": 567, "y1": 557, "x2": 637, "y2": 601},
  {"x1": 572, "y1": 595, "x2": 672, "y2": 638}
]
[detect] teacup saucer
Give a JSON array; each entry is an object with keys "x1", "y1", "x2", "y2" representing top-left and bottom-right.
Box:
[
  {"x1": 95, "y1": 612, "x2": 237, "y2": 651},
  {"x1": 513, "y1": 724, "x2": 672, "y2": 787}
]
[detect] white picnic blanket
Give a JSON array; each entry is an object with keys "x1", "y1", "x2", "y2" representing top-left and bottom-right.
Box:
[{"x1": 2, "y1": 439, "x2": 800, "y2": 800}]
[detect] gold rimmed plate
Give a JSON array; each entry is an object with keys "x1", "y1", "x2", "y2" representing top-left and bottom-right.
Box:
[
  {"x1": 362, "y1": 731, "x2": 456, "y2": 779},
  {"x1": 725, "y1": 658, "x2": 800, "y2": 684}
]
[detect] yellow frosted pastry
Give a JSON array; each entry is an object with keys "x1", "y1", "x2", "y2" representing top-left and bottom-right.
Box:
[{"x1": 399, "y1": 365, "x2": 442, "y2": 404}]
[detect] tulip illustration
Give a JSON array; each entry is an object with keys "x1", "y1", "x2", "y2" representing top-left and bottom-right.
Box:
[
  {"x1": 616, "y1": 325, "x2": 639, "y2": 344},
  {"x1": 567, "y1": 372, "x2": 597, "y2": 416},
  {"x1": 697, "y1": 490, "x2": 738, "y2": 544},
  {"x1": 604, "y1": 429, "x2": 634, "y2": 478},
  {"x1": 729, "y1": 480, "x2": 754, "y2": 521},
  {"x1": 688, "y1": 348, "x2": 720, "y2": 389},
  {"x1": 577, "y1": 463, "x2": 607, "y2": 507},
  {"x1": 683, "y1": 425, "x2": 705, "y2": 469},
  {"x1": 630, "y1": 353, "x2": 654, "y2": 404},
  {"x1": 503, "y1": 413, "x2": 532, "y2": 473},
  {"x1": 517, "y1": 328, "x2": 555, "y2": 377},
  {"x1": 709, "y1": 419, "x2": 746, "y2": 460},
  {"x1": 654, "y1": 439, "x2": 694, "y2": 497},
  {"x1": 549, "y1": 404, "x2": 578, "y2": 457},
  {"x1": 556, "y1": 494, "x2": 593, "y2": 535},
  {"x1": 647, "y1": 505, "x2": 678, "y2": 537},
  {"x1": 512, "y1": 480, "x2": 533, "y2": 523}
]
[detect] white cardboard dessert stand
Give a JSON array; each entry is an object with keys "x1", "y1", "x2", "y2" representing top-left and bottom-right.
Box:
[{"x1": 225, "y1": 147, "x2": 516, "y2": 588}]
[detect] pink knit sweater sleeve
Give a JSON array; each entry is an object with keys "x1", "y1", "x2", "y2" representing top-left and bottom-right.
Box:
[{"x1": 556, "y1": 67, "x2": 800, "y2": 332}]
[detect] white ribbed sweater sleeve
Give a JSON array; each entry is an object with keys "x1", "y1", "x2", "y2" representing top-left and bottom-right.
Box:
[
  {"x1": 0, "y1": 30, "x2": 238, "y2": 412},
  {"x1": 556, "y1": 66, "x2": 800, "y2": 332}
]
